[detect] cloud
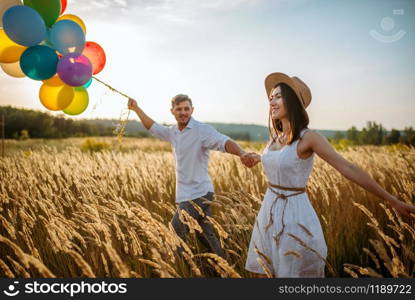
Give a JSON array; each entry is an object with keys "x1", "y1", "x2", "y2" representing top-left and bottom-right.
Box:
[
  {"x1": 200, "y1": 0, "x2": 257, "y2": 10},
  {"x1": 69, "y1": 0, "x2": 263, "y2": 25},
  {"x1": 113, "y1": 0, "x2": 127, "y2": 7},
  {"x1": 90, "y1": 0, "x2": 112, "y2": 9}
]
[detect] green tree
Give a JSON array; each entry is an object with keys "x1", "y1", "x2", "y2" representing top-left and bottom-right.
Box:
[
  {"x1": 358, "y1": 128, "x2": 368, "y2": 144},
  {"x1": 346, "y1": 126, "x2": 359, "y2": 144},
  {"x1": 385, "y1": 129, "x2": 401, "y2": 144},
  {"x1": 400, "y1": 126, "x2": 415, "y2": 146},
  {"x1": 359, "y1": 121, "x2": 385, "y2": 145}
]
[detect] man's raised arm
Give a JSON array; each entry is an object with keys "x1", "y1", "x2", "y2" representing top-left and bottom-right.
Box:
[
  {"x1": 128, "y1": 98, "x2": 171, "y2": 142},
  {"x1": 128, "y1": 98, "x2": 155, "y2": 130}
]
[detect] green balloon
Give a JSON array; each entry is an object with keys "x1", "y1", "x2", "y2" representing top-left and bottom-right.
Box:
[
  {"x1": 23, "y1": 0, "x2": 61, "y2": 27},
  {"x1": 63, "y1": 87, "x2": 89, "y2": 116}
]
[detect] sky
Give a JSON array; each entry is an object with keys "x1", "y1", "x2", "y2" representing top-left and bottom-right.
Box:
[{"x1": 1, "y1": 0, "x2": 414, "y2": 130}]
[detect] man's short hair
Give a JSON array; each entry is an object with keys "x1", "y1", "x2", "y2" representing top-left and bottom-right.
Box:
[{"x1": 171, "y1": 94, "x2": 192, "y2": 107}]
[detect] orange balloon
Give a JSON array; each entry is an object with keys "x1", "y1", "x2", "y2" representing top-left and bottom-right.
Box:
[
  {"x1": 82, "y1": 41, "x2": 106, "y2": 75},
  {"x1": 57, "y1": 14, "x2": 86, "y2": 33},
  {"x1": 39, "y1": 76, "x2": 74, "y2": 111},
  {"x1": 0, "y1": 29, "x2": 26, "y2": 63}
]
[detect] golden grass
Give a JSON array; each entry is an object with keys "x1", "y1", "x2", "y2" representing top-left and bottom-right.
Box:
[{"x1": 0, "y1": 138, "x2": 414, "y2": 277}]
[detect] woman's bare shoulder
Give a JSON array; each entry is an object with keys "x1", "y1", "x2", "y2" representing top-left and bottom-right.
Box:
[{"x1": 301, "y1": 129, "x2": 328, "y2": 150}]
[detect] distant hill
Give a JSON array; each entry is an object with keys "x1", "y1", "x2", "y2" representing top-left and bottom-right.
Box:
[
  {"x1": 85, "y1": 118, "x2": 343, "y2": 141},
  {"x1": 2, "y1": 106, "x2": 411, "y2": 144}
]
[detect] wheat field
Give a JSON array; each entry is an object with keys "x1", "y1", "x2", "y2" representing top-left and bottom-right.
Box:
[{"x1": 0, "y1": 137, "x2": 414, "y2": 278}]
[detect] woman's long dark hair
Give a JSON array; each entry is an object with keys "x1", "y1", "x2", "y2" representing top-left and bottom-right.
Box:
[{"x1": 268, "y1": 83, "x2": 309, "y2": 145}]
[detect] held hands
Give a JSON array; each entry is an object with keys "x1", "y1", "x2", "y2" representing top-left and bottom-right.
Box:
[
  {"x1": 128, "y1": 98, "x2": 138, "y2": 111},
  {"x1": 388, "y1": 196, "x2": 415, "y2": 219},
  {"x1": 240, "y1": 152, "x2": 261, "y2": 168}
]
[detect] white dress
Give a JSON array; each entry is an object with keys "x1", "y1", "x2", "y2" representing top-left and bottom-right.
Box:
[{"x1": 245, "y1": 128, "x2": 328, "y2": 277}]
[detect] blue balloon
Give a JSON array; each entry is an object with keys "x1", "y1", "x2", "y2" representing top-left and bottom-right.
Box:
[
  {"x1": 83, "y1": 78, "x2": 92, "y2": 88},
  {"x1": 39, "y1": 28, "x2": 54, "y2": 48},
  {"x1": 2, "y1": 5, "x2": 46, "y2": 47},
  {"x1": 50, "y1": 20, "x2": 85, "y2": 55},
  {"x1": 20, "y1": 45, "x2": 58, "y2": 80}
]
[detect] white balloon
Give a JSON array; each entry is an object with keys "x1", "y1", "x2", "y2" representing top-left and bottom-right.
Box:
[
  {"x1": 0, "y1": 0, "x2": 22, "y2": 28},
  {"x1": 1, "y1": 61, "x2": 25, "y2": 78}
]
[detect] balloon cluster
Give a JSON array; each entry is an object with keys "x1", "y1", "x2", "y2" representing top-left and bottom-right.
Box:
[{"x1": 0, "y1": 0, "x2": 106, "y2": 115}]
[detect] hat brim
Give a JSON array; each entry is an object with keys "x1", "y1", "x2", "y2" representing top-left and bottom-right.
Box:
[{"x1": 265, "y1": 72, "x2": 306, "y2": 109}]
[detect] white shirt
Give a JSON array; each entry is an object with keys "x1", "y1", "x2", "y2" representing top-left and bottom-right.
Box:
[{"x1": 148, "y1": 117, "x2": 230, "y2": 203}]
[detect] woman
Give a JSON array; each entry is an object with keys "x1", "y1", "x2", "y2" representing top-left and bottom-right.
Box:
[{"x1": 244, "y1": 72, "x2": 415, "y2": 277}]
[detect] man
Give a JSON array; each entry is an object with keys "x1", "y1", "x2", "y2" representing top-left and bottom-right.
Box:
[{"x1": 128, "y1": 94, "x2": 257, "y2": 259}]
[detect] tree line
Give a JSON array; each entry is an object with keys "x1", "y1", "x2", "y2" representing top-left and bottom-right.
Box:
[
  {"x1": 0, "y1": 106, "x2": 115, "y2": 139},
  {"x1": 0, "y1": 106, "x2": 260, "y2": 141},
  {"x1": 0, "y1": 106, "x2": 414, "y2": 145},
  {"x1": 330, "y1": 121, "x2": 415, "y2": 146}
]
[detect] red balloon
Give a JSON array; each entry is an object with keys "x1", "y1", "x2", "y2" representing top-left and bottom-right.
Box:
[
  {"x1": 82, "y1": 41, "x2": 106, "y2": 75},
  {"x1": 60, "y1": 0, "x2": 67, "y2": 15}
]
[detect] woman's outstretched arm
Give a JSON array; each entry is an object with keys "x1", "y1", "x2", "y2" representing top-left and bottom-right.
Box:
[{"x1": 304, "y1": 130, "x2": 415, "y2": 218}]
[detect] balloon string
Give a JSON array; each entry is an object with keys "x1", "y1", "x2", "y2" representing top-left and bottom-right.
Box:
[
  {"x1": 92, "y1": 76, "x2": 131, "y2": 143},
  {"x1": 92, "y1": 76, "x2": 131, "y2": 99}
]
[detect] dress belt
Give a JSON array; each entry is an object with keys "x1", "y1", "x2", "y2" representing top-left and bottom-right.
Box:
[{"x1": 266, "y1": 182, "x2": 306, "y2": 247}]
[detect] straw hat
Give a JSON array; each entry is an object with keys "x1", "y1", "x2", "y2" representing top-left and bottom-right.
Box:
[{"x1": 265, "y1": 72, "x2": 312, "y2": 109}]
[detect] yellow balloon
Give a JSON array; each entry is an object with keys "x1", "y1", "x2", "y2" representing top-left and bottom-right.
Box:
[
  {"x1": 63, "y1": 87, "x2": 89, "y2": 115},
  {"x1": 39, "y1": 77, "x2": 74, "y2": 111},
  {"x1": 57, "y1": 14, "x2": 86, "y2": 33},
  {"x1": 0, "y1": 29, "x2": 26, "y2": 63},
  {"x1": 1, "y1": 61, "x2": 25, "y2": 78}
]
